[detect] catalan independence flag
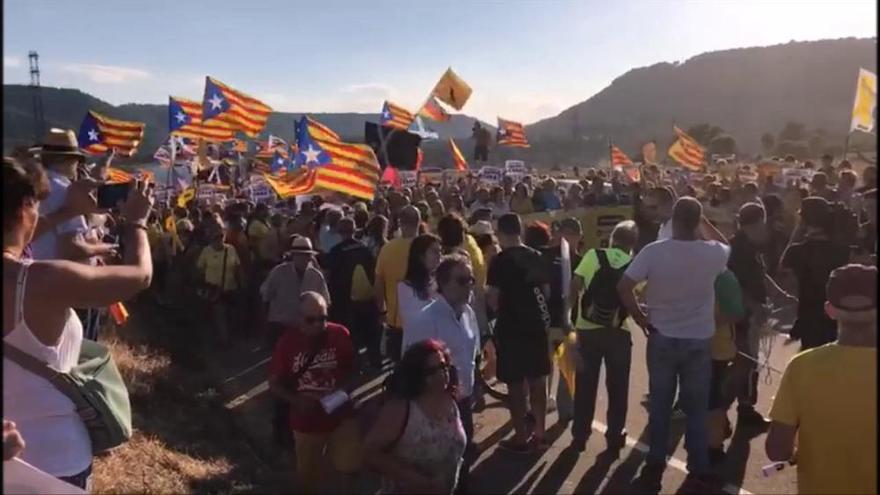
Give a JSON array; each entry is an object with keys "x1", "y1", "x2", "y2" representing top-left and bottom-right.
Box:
[
  {"x1": 419, "y1": 96, "x2": 451, "y2": 122},
  {"x1": 449, "y1": 138, "x2": 467, "y2": 171},
  {"x1": 668, "y1": 125, "x2": 705, "y2": 171},
  {"x1": 169, "y1": 97, "x2": 235, "y2": 142},
  {"x1": 78, "y1": 111, "x2": 145, "y2": 157},
  {"x1": 496, "y1": 118, "x2": 530, "y2": 148},
  {"x1": 201, "y1": 77, "x2": 272, "y2": 137},
  {"x1": 610, "y1": 144, "x2": 633, "y2": 169},
  {"x1": 293, "y1": 116, "x2": 381, "y2": 200},
  {"x1": 263, "y1": 168, "x2": 318, "y2": 198},
  {"x1": 380, "y1": 101, "x2": 415, "y2": 130}
]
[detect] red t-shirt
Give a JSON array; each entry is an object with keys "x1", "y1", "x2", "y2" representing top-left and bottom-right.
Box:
[{"x1": 269, "y1": 323, "x2": 355, "y2": 433}]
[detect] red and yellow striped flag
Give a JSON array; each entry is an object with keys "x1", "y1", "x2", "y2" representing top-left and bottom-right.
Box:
[
  {"x1": 668, "y1": 125, "x2": 705, "y2": 171},
  {"x1": 380, "y1": 101, "x2": 415, "y2": 130},
  {"x1": 496, "y1": 118, "x2": 530, "y2": 148},
  {"x1": 449, "y1": 138, "x2": 468, "y2": 171},
  {"x1": 419, "y1": 96, "x2": 451, "y2": 122},
  {"x1": 78, "y1": 111, "x2": 145, "y2": 157},
  {"x1": 201, "y1": 77, "x2": 272, "y2": 137},
  {"x1": 169, "y1": 97, "x2": 236, "y2": 142},
  {"x1": 610, "y1": 144, "x2": 633, "y2": 169},
  {"x1": 263, "y1": 168, "x2": 318, "y2": 198}
]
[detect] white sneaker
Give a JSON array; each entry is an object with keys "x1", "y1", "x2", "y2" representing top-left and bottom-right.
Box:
[{"x1": 547, "y1": 397, "x2": 558, "y2": 413}]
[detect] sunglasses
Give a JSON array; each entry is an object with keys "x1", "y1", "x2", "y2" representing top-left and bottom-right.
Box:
[
  {"x1": 425, "y1": 362, "x2": 450, "y2": 376},
  {"x1": 455, "y1": 275, "x2": 476, "y2": 287},
  {"x1": 304, "y1": 315, "x2": 328, "y2": 325}
]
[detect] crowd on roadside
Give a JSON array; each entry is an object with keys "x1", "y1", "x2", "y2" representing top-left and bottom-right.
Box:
[{"x1": 3, "y1": 127, "x2": 877, "y2": 495}]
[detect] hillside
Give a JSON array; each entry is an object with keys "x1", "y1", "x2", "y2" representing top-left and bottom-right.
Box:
[
  {"x1": 4, "y1": 37, "x2": 877, "y2": 167},
  {"x1": 527, "y1": 37, "x2": 877, "y2": 162},
  {"x1": 2, "y1": 85, "x2": 486, "y2": 164}
]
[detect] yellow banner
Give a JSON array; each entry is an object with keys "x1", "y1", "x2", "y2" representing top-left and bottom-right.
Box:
[
  {"x1": 431, "y1": 67, "x2": 473, "y2": 111},
  {"x1": 517, "y1": 205, "x2": 634, "y2": 250},
  {"x1": 851, "y1": 68, "x2": 877, "y2": 133}
]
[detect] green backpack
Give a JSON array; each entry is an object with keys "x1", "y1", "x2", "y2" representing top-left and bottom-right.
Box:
[{"x1": 5, "y1": 338, "x2": 133, "y2": 454}]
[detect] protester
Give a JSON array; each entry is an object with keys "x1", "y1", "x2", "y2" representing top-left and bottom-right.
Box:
[
  {"x1": 196, "y1": 215, "x2": 244, "y2": 347},
  {"x1": 487, "y1": 213, "x2": 552, "y2": 452},
  {"x1": 267, "y1": 292, "x2": 359, "y2": 493},
  {"x1": 3, "y1": 419, "x2": 26, "y2": 461},
  {"x1": 363, "y1": 339, "x2": 466, "y2": 494},
  {"x1": 766, "y1": 264, "x2": 877, "y2": 495},
  {"x1": 406, "y1": 255, "x2": 480, "y2": 493},
  {"x1": 3, "y1": 156, "x2": 153, "y2": 490},
  {"x1": 617, "y1": 197, "x2": 730, "y2": 487},
  {"x1": 398, "y1": 234, "x2": 442, "y2": 336},
  {"x1": 568, "y1": 220, "x2": 637, "y2": 452},
  {"x1": 324, "y1": 217, "x2": 382, "y2": 371},
  {"x1": 779, "y1": 197, "x2": 850, "y2": 349},
  {"x1": 363, "y1": 214, "x2": 389, "y2": 259},
  {"x1": 376, "y1": 205, "x2": 421, "y2": 362}
]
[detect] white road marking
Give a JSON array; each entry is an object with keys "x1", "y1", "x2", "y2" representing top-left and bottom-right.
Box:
[{"x1": 589, "y1": 419, "x2": 753, "y2": 495}]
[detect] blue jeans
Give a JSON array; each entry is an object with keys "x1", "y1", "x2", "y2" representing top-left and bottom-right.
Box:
[{"x1": 646, "y1": 333, "x2": 711, "y2": 475}]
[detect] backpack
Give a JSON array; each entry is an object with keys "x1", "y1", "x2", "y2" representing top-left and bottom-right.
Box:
[{"x1": 580, "y1": 249, "x2": 631, "y2": 328}]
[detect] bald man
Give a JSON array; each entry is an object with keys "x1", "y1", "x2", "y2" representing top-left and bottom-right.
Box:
[
  {"x1": 268, "y1": 292, "x2": 359, "y2": 493},
  {"x1": 375, "y1": 205, "x2": 422, "y2": 362}
]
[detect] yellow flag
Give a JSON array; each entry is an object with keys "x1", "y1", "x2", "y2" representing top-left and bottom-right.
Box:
[
  {"x1": 851, "y1": 68, "x2": 877, "y2": 133},
  {"x1": 431, "y1": 67, "x2": 472, "y2": 111},
  {"x1": 177, "y1": 187, "x2": 195, "y2": 208}
]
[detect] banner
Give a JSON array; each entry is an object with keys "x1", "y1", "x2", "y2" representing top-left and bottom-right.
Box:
[
  {"x1": 504, "y1": 159, "x2": 526, "y2": 182},
  {"x1": 479, "y1": 166, "x2": 503, "y2": 185},
  {"x1": 516, "y1": 205, "x2": 634, "y2": 249},
  {"x1": 399, "y1": 170, "x2": 418, "y2": 189}
]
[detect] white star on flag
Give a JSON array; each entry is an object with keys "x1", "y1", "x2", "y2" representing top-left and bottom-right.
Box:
[
  {"x1": 209, "y1": 93, "x2": 224, "y2": 110},
  {"x1": 383, "y1": 110, "x2": 392, "y2": 120},
  {"x1": 301, "y1": 145, "x2": 322, "y2": 164},
  {"x1": 175, "y1": 112, "x2": 187, "y2": 123},
  {"x1": 88, "y1": 129, "x2": 99, "y2": 142}
]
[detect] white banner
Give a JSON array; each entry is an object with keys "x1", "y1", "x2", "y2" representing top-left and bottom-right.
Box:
[
  {"x1": 504, "y1": 160, "x2": 526, "y2": 174},
  {"x1": 399, "y1": 170, "x2": 418, "y2": 189},
  {"x1": 479, "y1": 166, "x2": 503, "y2": 185}
]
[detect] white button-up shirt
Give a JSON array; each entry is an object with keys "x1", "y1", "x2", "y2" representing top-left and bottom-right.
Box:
[{"x1": 405, "y1": 296, "x2": 480, "y2": 398}]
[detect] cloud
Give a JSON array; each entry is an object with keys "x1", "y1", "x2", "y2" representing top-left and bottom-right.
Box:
[
  {"x1": 341, "y1": 83, "x2": 395, "y2": 99},
  {"x1": 4, "y1": 55, "x2": 21, "y2": 68},
  {"x1": 60, "y1": 63, "x2": 152, "y2": 84}
]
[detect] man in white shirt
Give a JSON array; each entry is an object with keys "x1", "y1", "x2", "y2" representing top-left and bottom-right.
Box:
[
  {"x1": 617, "y1": 197, "x2": 730, "y2": 489},
  {"x1": 406, "y1": 254, "x2": 480, "y2": 494}
]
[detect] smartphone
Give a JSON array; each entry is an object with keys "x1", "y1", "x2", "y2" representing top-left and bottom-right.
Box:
[{"x1": 97, "y1": 182, "x2": 131, "y2": 209}]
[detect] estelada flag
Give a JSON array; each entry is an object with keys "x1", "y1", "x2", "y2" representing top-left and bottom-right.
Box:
[
  {"x1": 851, "y1": 67, "x2": 877, "y2": 133},
  {"x1": 169, "y1": 96, "x2": 235, "y2": 142},
  {"x1": 292, "y1": 116, "x2": 381, "y2": 201},
  {"x1": 380, "y1": 101, "x2": 415, "y2": 130},
  {"x1": 449, "y1": 138, "x2": 467, "y2": 171},
  {"x1": 263, "y1": 168, "x2": 318, "y2": 198},
  {"x1": 105, "y1": 167, "x2": 133, "y2": 184},
  {"x1": 201, "y1": 76, "x2": 272, "y2": 137},
  {"x1": 668, "y1": 125, "x2": 705, "y2": 171},
  {"x1": 431, "y1": 67, "x2": 472, "y2": 111},
  {"x1": 78, "y1": 111, "x2": 145, "y2": 157},
  {"x1": 610, "y1": 144, "x2": 633, "y2": 169},
  {"x1": 496, "y1": 118, "x2": 530, "y2": 148},
  {"x1": 419, "y1": 96, "x2": 451, "y2": 122}
]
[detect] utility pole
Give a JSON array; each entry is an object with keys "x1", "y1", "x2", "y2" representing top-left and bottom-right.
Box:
[{"x1": 29, "y1": 51, "x2": 45, "y2": 142}]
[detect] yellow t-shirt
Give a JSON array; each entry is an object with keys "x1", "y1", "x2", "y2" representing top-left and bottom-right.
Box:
[
  {"x1": 375, "y1": 237, "x2": 413, "y2": 328},
  {"x1": 197, "y1": 244, "x2": 241, "y2": 291},
  {"x1": 247, "y1": 220, "x2": 270, "y2": 251},
  {"x1": 350, "y1": 265, "x2": 375, "y2": 301},
  {"x1": 463, "y1": 234, "x2": 487, "y2": 289},
  {"x1": 769, "y1": 344, "x2": 877, "y2": 495}
]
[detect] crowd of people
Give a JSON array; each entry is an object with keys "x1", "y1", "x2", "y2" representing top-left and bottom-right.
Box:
[{"x1": 3, "y1": 127, "x2": 878, "y2": 495}]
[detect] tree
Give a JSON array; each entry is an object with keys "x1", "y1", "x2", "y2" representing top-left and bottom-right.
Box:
[
  {"x1": 709, "y1": 134, "x2": 737, "y2": 155},
  {"x1": 778, "y1": 121, "x2": 807, "y2": 142},
  {"x1": 687, "y1": 123, "x2": 724, "y2": 147},
  {"x1": 775, "y1": 140, "x2": 810, "y2": 159},
  {"x1": 760, "y1": 133, "x2": 775, "y2": 153}
]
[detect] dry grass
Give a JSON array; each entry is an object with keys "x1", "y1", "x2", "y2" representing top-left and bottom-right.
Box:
[{"x1": 91, "y1": 317, "x2": 277, "y2": 494}]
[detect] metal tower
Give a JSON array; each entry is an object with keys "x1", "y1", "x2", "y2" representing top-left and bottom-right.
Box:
[{"x1": 29, "y1": 51, "x2": 45, "y2": 141}]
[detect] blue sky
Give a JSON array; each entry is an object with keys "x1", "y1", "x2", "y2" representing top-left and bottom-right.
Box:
[{"x1": 3, "y1": 0, "x2": 876, "y2": 124}]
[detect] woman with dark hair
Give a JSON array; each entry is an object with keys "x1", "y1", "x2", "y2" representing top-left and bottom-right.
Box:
[
  {"x1": 3, "y1": 157, "x2": 153, "y2": 489},
  {"x1": 363, "y1": 339, "x2": 466, "y2": 494},
  {"x1": 397, "y1": 234, "x2": 441, "y2": 336}
]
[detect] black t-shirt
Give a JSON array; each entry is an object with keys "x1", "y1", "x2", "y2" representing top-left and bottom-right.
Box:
[
  {"x1": 728, "y1": 232, "x2": 767, "y2": 304},
  {"x1": 781, "y1": 238, "x2": 849, "y2": 317},
  {"x1": 540, "y1": 245, "x2": 582, "y2": 328},
  {"x1": 488, "y1": 245, "x2": 551, "y2": 338}
]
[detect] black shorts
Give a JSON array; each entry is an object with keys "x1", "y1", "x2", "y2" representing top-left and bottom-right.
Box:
[{"x1": 495, "y1": 333, "x2": 551, "y2": 383}]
